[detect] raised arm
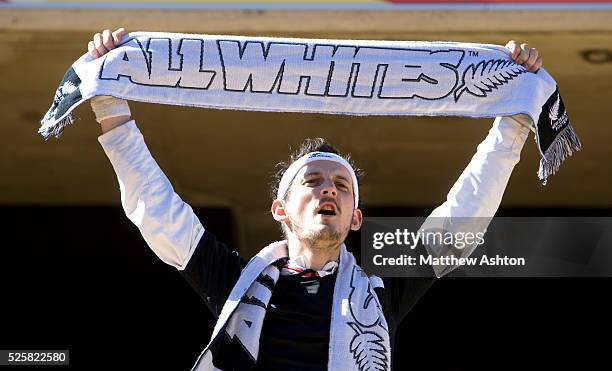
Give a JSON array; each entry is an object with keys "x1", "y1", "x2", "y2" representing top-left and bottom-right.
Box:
[
  {"x1": 97, "y1": 118, "x2": 205, "y2": 269},
  {"x1": 88, "y1": 28, "x2": 203, "y2": 269},
  {"x1": 428, "y1": 115, "x2": 530, "y2": 220},
  {"x1": 421, "y1": 41, "x2": 540, "y2": 277},
  {"x1": 91, "y1": 29, "x2": 246, "y2": 314},
  {"x1": 428, "y1": 40, "x2": 541, "y2": 218}
]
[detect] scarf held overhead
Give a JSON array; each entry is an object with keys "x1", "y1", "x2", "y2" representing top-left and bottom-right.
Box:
[{"x1": 41, "y1": 32, "x2": 580, "y2": 184}]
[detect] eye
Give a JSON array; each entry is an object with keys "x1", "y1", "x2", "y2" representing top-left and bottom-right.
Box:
[
  {"x1": 304, "y1": 178, "x2": 320, "y2": 186},
  {"x1": 336, "y1": 182, "x2": 349, "y2": 190}
]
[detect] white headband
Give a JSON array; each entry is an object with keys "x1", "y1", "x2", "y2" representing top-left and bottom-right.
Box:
[{"x1": 276, "y1": 151, "x2": 359, "y2": 207}]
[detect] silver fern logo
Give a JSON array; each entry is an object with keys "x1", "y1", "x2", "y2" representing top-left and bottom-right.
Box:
[
  {"x1": 548, "y1": 93, "x2": 568, "y2": 130},
  {"x1": 348, "y1": 321, "x2": 389, "y2": 371},
  {"x1": 53, "y1": 81, "x2": 78, "y2": 104},
  {"x1": 454, "y1": 59, "x2": 528, "y2": 102},
  {"x1": 347, "y1": 266, "x2": 389, "y2": 371}
]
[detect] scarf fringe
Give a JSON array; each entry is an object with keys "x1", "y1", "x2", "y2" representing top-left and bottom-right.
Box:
[
  {"x1": 38, "y1": 113, "x2": 75, "y2": 140},
  {"x1": 538, "y1": 124, "x2": 582, "y2": 185}
]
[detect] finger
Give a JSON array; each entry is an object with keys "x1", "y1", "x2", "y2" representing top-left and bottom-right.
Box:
[
  {"x1": 532, "y1": 56, "x2": 543, "y2": 72},
  {"x1": 524, "y1": 48, "x2": 539, "y2": 71},
  {"x1": 505, "y1": 40, "x2": 520, "y2": 60},
  {"x1": 88, "y1": 40, "x2": 100, "y2": 58},
  {"x1": 102, "y1": 29, "x2": 115, "y2": 51},
  {"x1": 516, "y1": 43, "x2": 530, "y2": 64},
  {"x1": 93, "y1": 32, "x2": 108, "y2": 56},
  {"x1": 112, "y1": 27, "x2": 127, "y2": 45}
]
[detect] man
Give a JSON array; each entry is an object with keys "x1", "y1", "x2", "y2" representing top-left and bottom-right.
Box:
[{"x1": 89, "y1": 28, "x2": 540, "y2": 370}]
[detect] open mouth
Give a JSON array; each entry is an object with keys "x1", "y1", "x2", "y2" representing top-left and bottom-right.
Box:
[
  {"x1": 317, "y1": 204, "x2": 337, "y2": 216},
  {"x1": 318, "y1": 209, "x2": 336, "y2": 216}
]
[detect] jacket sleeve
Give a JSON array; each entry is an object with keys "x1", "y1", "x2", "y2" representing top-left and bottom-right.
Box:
[
  {"x1": 98, "y1": 120, "x2": 248, "y2": 315},
  {"x1": 97, "y1": 120, "x2": 204, "y2": 270},
  {"x1": 421, "y1": 115, "x2": 531, "y2": 277}
]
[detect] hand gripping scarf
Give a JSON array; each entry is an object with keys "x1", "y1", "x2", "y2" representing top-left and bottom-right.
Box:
[{"x1": 40, "y1": 31, "x2": 580, "y2": 184}]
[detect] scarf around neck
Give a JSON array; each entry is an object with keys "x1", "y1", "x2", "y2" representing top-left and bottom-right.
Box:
[
  {"x1": 192, "y1": 241, "x2": 389, "y2": 371},
  {"x1": 40, "y1": 31, "x2": 580, "y2": 184}
]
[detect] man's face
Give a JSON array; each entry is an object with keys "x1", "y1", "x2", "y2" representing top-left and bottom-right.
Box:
[{"x1": 275, "y1": 160, "x2": 362, "y2": 246}]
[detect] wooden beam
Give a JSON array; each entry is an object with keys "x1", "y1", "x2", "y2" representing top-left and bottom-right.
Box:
[{"x1": 2, "y1": 7, "x2": 612, "y2": 33}]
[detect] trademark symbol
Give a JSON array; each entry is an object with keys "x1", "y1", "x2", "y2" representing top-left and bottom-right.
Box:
[{"x1": 468, "y1": 51, "x2": 479, "y2": 57}]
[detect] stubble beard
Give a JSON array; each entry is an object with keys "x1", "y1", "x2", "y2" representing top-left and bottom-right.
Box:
[{"x1": 287, "y1": 213, "x2": 347, "y2": 251}]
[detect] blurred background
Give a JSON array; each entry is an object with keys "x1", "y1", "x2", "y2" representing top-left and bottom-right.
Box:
[{"x1": 1, "y1": 0, "x2": 611, "y2": 370}]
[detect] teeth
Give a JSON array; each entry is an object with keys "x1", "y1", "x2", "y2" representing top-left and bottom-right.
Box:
[{"x1": 318, "y1": 205, "x2": 336, "y2": 215}]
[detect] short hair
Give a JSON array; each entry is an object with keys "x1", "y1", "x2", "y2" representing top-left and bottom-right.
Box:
[{"x1": 270, "y1": 138, "x2": 364, "y2": 207}]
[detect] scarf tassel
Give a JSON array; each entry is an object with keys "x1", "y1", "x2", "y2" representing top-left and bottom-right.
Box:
[
  {"x1": 538, "y1": 124, "x2": 582, "y2": 185},
  {"x1": 38, "y1": 113, "x2": 76, "y2": 140}
]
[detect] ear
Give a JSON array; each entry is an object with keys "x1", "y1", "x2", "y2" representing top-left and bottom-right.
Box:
[
  {"x1": 271, "y1": 199, "x2": 288, "y2": 222},
  {"x1": 350, "y1": 208, "x2": 363, "y2": 231}
]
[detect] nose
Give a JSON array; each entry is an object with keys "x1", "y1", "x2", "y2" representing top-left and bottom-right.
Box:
[{"x1": 320, "y1": 179, "x2": 337, "y2": 198}]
